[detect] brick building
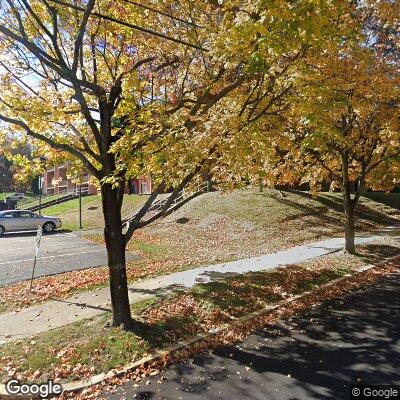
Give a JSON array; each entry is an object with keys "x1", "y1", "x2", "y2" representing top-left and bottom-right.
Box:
[
  {"x1": 127, "y1": 177, "x2": 152, "y2": 195},
  {"x1": 42, "y1": 164, "x2": 97, "y2": 195},
  {"x1": 42, "y1": 165, "x2": 151, "y2": 196}
]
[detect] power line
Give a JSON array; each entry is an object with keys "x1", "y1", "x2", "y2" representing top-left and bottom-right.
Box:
[
  {"x1": 47, "y1": 0, "x2": 207, "y2": 51},
  {"x1": 121, "y1": 0, "x2": 202, "y2": 28}
]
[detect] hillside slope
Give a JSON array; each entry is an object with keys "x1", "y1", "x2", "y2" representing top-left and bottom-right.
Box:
[{"x1": 130, "y1": 189, "x2": 399, "y2": 265}]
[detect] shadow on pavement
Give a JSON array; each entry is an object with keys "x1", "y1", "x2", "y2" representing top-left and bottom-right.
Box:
[
  {"x1": 112, "y1": 273, "x2": 400, "y2": 400},
  {"x1": 51, "y1": 297, "x2": 112, "y2": 313}
]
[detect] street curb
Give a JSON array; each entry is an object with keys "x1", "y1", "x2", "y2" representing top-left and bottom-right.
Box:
[{"x1": 1, "y1": 253, "x2": 399, "y2": 399}]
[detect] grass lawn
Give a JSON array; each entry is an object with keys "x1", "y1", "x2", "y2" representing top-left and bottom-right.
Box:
[
  {"x1": 1, "y1": 242, "x2": 398, "y2": 384},
  {"x1": 364, "y1": 192, "x2": 400, "y2": 210},
  {"x1": 17, "y1": 193, "x2": 68, "y2": 210},
  {"x1": 37, "y1": 194, "x2": 147, "y2": 231},
  {"x1": 0, "y1": 192, "x2": 12, "y2": 201}
]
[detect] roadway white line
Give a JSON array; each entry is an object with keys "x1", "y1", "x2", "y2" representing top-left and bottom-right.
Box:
[
  {"x1": 1, "y1": 236, "x2": 70, "y2": 240},
  {"x1": 0, "y1": 244, "x2": 97, "y2": 253},
  {"x1": 0, "y1": 237, "x2": 36, "y2": 243},
  {"x1": 0, "y1": 244, "x2": 98, "y2": 252},
  {"x1": 0, "y1": 239, "x2": 69, "y2": 244},
  {"x1": 1, "y1": 232, "x2": 78, "y2": 240},
  {"x1": 0, "y1": 249, "x2": 103, "y2": 266},
  {"x1": 1, "y1": 230, "x2": 44, "y2": 236}
]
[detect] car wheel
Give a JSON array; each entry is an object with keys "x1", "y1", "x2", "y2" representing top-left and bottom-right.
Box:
[
  {"x1": 0, "y1": 225, "x2": 4, "y2": 236},
  {"x1": 43, "y1": 222, "x2": 56, "y2": 233}
]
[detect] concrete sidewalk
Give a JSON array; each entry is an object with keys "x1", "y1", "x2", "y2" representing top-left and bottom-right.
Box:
[{"x1": 0, "y1": 228, "x2": 397, "y2": 344}]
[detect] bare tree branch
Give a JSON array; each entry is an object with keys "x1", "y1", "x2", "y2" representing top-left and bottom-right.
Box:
[{"x1": 72, "y1": 0, "x2": 96, "y2": 72}]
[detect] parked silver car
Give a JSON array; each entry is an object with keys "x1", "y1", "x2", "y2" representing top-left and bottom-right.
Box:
[
  {"x1": 8, "y1": 193, "x2": 26, "y2": 201},
  {"x1": 0, "y1": 210, "x2": 62, "y2": 236}
]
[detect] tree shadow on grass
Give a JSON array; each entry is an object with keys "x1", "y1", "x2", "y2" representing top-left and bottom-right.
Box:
[
  {"x1": 189, "y1": 265, "x2": 345, "y2": 318},
  {"x1": 363, "y1": 192, "x2": 400, "y2": 211},
  {"x1": 356, "y1": 244, "x2": 400, "y2": 262},
  {"x1": 258, "y1": 190, "x2": 399, "y2": 246},
  {"x1": 125, "y1": 319, "x2": 172, "y2": 348},
  {"x1": 278, "y1": 189, "x2": 399, "y2": 228},
  {"x1": 126, "y1": 313, "x2": 199, "y2": 349}
]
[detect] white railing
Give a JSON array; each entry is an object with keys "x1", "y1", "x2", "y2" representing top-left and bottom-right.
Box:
[
  {"x1": 18, "y1": 186, "x2": 90, "y2": 209},
  {"x1": 58, "y1": 185, "x2": 89, "y2": 196}
]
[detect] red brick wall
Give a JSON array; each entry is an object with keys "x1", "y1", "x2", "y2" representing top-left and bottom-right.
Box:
[{"x1": 44, "y1": 166, "x2": 151, "y2": 196}]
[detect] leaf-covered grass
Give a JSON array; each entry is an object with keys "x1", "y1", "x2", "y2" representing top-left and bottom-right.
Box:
[
  {"x1": 132, "y1": 189, "x2": 400, "y2": 267},
  {"x1": 0, "y1": 314, "x2": 153, "y2": 383},
  {"x1": 2, "y1": 247, "x2": 397, "y2": 384},
  {"x1": 141, "y1": 258, "x2": 353, "y2": 332}
]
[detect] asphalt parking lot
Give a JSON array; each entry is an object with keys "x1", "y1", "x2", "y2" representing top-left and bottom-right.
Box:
[{"x1": 0, "y1": 231, "x2": 136, "y2": 286}]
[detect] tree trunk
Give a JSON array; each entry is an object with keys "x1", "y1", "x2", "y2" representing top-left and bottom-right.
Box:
[
  {"x1": 341, "y1": 152, "x2": 357, "y2": 254},
  {"x1": 341, "y1": 177, "x2": 356, "y2": 254},
  {"x1": 343, "y1": 200, "x2": 355, "y2": 254},
  {"x1": 101, "y1": 182, "x2": 132, "y2": 329}
]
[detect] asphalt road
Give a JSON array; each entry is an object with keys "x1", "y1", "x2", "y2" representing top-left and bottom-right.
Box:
[
  {"x1": 104, "y1": 273, "x2": 400, "y2": 400},
  {"x1": 0, "y1": 231, "x2": 136, "y2": 286}
]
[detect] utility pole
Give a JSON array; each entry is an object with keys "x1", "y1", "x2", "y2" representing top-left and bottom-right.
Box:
[
  {"x1": 38, "y1": 156, "x2": 47, "y2": 216},
  {"x1": 1, "y1": 173, "x2": 5, "y2": 202},
  {"x1": 38, "y1": 176, "x2": 42, "y2": 215},
  {"x1": 79, "y1": 183, "x2": 83, "y2": 229}
]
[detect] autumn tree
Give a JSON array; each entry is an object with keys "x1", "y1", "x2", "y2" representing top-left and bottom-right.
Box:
[
  {"x1": 0, "y1": 155, "x2": 12, "y2": 193},
  {"x1": 0, "y1": 0, "x2": 349, "y2": 328},
  {"x1": 360, "y1": 0, "x2": 400, "y2": 62},
  {"x1": 0, "y1": 135, "x2": 33, "y2": 192},
  {"x1": 247, "y1": 44, "x2": 399, "y2": 254}
]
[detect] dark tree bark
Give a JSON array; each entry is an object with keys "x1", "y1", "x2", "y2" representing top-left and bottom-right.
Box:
[
  {"x1": 101, "y1": 180, "x2": 133, "y2": 328},
  {"x1": 343, "y1": 194, "x2": 356, "y2": 254},
  {"x1": 341, "y1": 152, "x2": 356, "y2": 254}
]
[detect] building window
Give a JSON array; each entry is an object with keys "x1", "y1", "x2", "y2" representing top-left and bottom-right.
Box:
[{"x1": 140, "y1": 180, "x2": 148, "y2": 194}]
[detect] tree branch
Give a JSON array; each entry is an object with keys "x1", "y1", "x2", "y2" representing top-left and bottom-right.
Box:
[
  {"x1": 46, "y1": 0, "x2": 208, "y2": 51},
  {"x1": 123, "y1": 181, "x2": 166, "y2": 243},
  {"x1": 0, "y1": 113, "x2": 101, "y2": 179},
  {"x1": 72, "y1": 0, "x2": 96, "y2": 72}
]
